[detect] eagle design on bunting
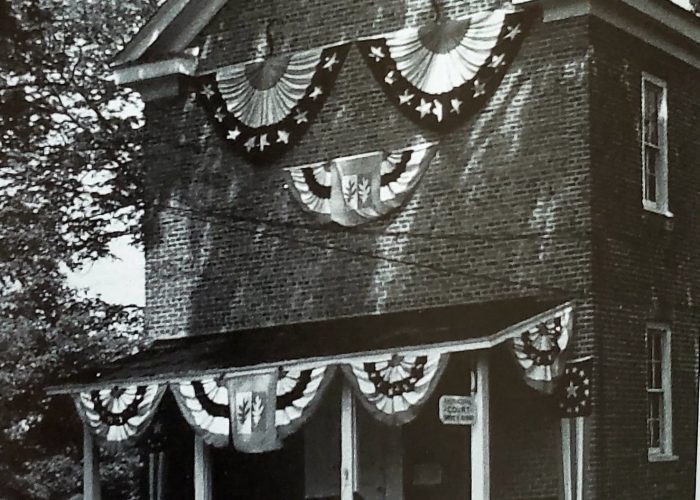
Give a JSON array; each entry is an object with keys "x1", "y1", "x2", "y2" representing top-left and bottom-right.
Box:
[
  {"x1": 344, "y1": 353, "x2": 448, "y2": 425},
  {"x1": 191, "y1": 42, "x2": 351, "y2": 165},
  {"x1": 286, "y1": 142, "x2": 438, "y2": 226},
  {"x1": 74, "y1": 384, "x2": 165, "y2": 450},
  {"x1": 171, "y1": 378, "x2": 231, "y2": 447},
  {"x1": 356, "y1": 7, "x2": 536, "y2": 132},
  {"x1": 275, "y1": 365, "x2": 335, "y2": 438},
  {"x1": 511, "y1": 306, "x2": 572, "y2": 393}
]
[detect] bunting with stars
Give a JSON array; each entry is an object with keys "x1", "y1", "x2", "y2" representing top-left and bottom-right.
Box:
[
  {"x1": 356, "y1": 7, "x2": 537, "y2": 132},
  {"x1": 342, "y1": 353, "x2": 449, "y2": 425},
  {"x1": 73, "y1": 384, "x2": 166, "y2": 451},
  {"x1": 558, "y1": 357, "x2": 593, "y2": 500},
  {"x1": 190, "y1": 42, "x2": 351, "y2": 165},
  {"x1": 285, "y1": 142, "x2": 438, "y2": 226}
]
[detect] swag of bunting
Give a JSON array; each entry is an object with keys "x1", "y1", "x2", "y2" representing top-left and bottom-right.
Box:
[
  {"x1": 276, "y1": 365, "x2": 336, "y2": 438},
  {"x1": 356, "y1": 6, "x2": 536, "y2": 132},
  {"x1": 343, "y1": 353, "x2": 449, "y2": 425},
  {"x1": 285, "y1": 142, "x2": 438, "y2": 227},
  {"x1": 73, "y1": 384, "x2": 166, "y2": 451},
  {"x1": 170, "y1": 367, "x2": 334, "y2": 451},
  {"x1": 510, "y1": 306, "x2": 573, "y2": 393},
  {"x1": 171, "y1": 377, "x2": 230, "y2": 447},
  {"x1": 190, "y1": 42, "x2": 351, "y2": 165}
]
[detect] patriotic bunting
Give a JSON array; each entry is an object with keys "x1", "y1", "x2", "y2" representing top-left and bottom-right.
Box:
[
  {"x1": 286, "y1": 142, "x2": 438, "y2": 226},
  {"x1": 190, "y1": 43, "x2": 351, "y2": 165},
  {"x1": 73, "y1": 384, "x2": 166, "y2": 450},
  {"x1": 557, "y1": 357, "x2": 593, "y2": 418},
  {"x1": 171, "y1": 377, "x2": 230, "y2": 448},
  {"x1": 343, "y1": 353, "x2": 449, "y2": 425},
  {"x1": 227, "y1": 370, "x2": 280, "y2": 453},
  {"x1": 276, "y1": 365, "x2": 336, "y2": 438},
  {"x1": 558, "y1": 357, "x2": 593, "y2": 500},
  {"x1": 357, "y1": 7, "x2": 536, "y2": 132},
  {"x1": 510, "y1": 306, "x2": 572, "y2": 393}
]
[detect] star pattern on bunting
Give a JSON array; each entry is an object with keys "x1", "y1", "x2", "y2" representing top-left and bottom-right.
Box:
[
  {"x1": 557, "y1": 357, "x2": 593, "y2": 418},
  {"x1": 190, "y1": 42, "x2": 351, "y2": 166},
  {"x1": 356, "y1": 7, "x2": 537, "y2": 132}
]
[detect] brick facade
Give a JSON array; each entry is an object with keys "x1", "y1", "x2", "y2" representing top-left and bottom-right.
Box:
[{"x1": 136, "y1": 1, "x2": 699, "y2": 498}]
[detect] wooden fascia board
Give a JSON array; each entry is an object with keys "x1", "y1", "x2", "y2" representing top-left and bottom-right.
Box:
[{"x1": 112, "y1": 56, "x2": 198, "y2": 86}]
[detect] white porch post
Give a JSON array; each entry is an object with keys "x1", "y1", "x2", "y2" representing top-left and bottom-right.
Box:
[
  {"x1": 471, "y1": 351, "x2": 490, "y2": 500},
  {"x1": 341, "y1": 383, "x2": 357, "y2": 500},
  {"x1": 194, "y1": 435, "x2": 212, "y2": 500},
  {"x1": 82, "y1": 424, "x2": 101, "y2": 500}
]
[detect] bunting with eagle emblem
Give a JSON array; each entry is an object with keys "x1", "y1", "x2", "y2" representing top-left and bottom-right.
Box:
[
  {"x1": 276, "y1": 365, "x2": 336, "y2": 439},
  {"x1": 342, "y1": 353, "x2": 449, "y2": 425},
  {"x1": 73, "y1": 384, "x2": 166, "y2": 450},
  {"x1": 510, "y1": 305, "x2": 572, "y2": 393},
  {"x1": 356, "y1": 7, "x2": 537, "y2": 132},
  {"x1": 285, "y1": 142, "x2": 437, "y2": 226},
  {"x1": 171, "y1": 377, "x2": 230, "y2": 448},
  {"x1": 190, "y1": 42, "x2": 351, "y2": 165}
]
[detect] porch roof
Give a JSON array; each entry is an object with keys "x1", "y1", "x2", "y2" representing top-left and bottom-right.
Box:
[{"x1": 47, "y1": 296, "x2": 569, "y2": 394}]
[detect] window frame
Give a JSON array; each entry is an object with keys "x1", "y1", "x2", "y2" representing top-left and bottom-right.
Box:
[
  {"x1": 646, "y1": 322, "x2": 676, "y2": 461},
  {"x1": 641, "y1": 73, "x2": 671, "y2": 217}
]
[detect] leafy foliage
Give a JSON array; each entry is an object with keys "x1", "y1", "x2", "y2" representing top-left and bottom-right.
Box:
[{"x1": 0, "y1": 0, "x2": 159, "y2": 497}]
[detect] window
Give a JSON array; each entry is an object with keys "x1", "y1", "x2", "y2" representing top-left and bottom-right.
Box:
[
  {"x1": 646, "y1": 323, "x2": 674, "y2": 460},
  {"x1": 641, "y1": 74, "x2": 670, "y2": 215}
]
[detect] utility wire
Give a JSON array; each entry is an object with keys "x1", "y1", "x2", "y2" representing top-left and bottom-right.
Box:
[{"x1": 154, "y1": 202, "x2": 579, "y2": 298}]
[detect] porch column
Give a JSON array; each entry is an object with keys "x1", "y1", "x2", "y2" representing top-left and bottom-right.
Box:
[
  {"x1": 194, "y1": 435, "x2": 212, "y2": 500},
  {"x1": 340, "y1": 383, "x2": 357, "y2": 500},
  {"x1": 471, "y1": 351, "x2": 490, "y2": 500},
  {"x1": 83, "y1": 424, "x2": 101, "y2": 500}
]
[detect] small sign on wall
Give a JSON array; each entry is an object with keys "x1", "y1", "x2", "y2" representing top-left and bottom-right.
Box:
[{"x1": 439, "y1": 395, "x2": 475, "y2": 425}]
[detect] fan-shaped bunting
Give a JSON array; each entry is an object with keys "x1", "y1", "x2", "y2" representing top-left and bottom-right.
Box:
[
  {"x1": 276, "y1": 365, "x2": 335, "y2": 438},
  {"x1": 510, "y1": 306, "x2": 573, "y2": 393},
  {"x1": 73, "y1": 384, "x2": 166, "y2": 450},
  {"x1": 171, "y1": 377, "x2": 230, "y2": 447},
  {"x1": 356, "y1": 7, "x2": 537, "y2": 132},
  {"x1": 190, "y1": 42, "x2": 351, "y2": 165},
  {"x1": 285, "y1": 142, "x2": 437, "y2": 226},
  {"x1": 343, "y1": 353, "x2": 449, "y2": 425}
]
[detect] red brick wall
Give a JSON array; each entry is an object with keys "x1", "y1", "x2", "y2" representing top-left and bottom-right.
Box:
[
  {"x1": 589, "y1": 16, "x2": 700, "y2": 500},
  {"x1": 140, "y1": 2, "x2": 597, "y2": 499}
]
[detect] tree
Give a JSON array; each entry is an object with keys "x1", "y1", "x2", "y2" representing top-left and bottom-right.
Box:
[{"x1": 0, "y1": 0, "x2": 158, "y2": 497}]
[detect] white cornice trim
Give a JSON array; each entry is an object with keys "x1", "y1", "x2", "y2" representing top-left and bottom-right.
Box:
[
  {"x1": 113, "y1": 55, "x2": 198, "y2": 86},
  {"x1": 113, "y1": 0, "x2": 191, "y2": 66},
  {"x1": 516, "y1": 0, "x2": 700, "y2": 69}
]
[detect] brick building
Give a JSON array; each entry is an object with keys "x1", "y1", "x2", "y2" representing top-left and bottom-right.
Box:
[{"x1": 49, "y1": 0, "x2": 700, "y2": 499}]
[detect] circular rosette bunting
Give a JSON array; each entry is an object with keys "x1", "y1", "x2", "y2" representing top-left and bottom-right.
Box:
[
  {"x1": 73, "y1": 384, "x2": 166, "y2": 450},
  {"x1": 190, "y1": 42, "x2": 351, "y2": 165},
  {"x1": 285, "y1": 142, "x2": 438, "y2": 227},
  {"x1": 343, "y1": 353, "x2": 449, "y2": 425},
  {"x1": 510, "y1": 307, "x2": 573, "y2": 393},
  {"x1": 171, "y1": 377, "x2": 231, "y2": 447},
  {"x1": 356, "y1": 6, "x2": 538, "y2": 132},
  {"x1": 275, "y1": 365, "x2": 336, "y2": 438}
]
